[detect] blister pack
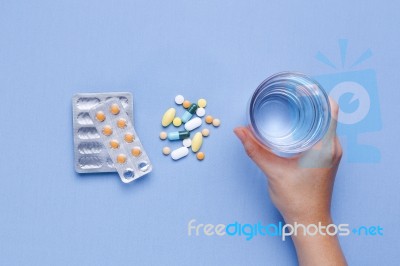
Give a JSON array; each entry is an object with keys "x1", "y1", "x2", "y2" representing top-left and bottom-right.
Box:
[
  {"x1": 72, "y1": 92, "x2": 133, "y2": 173},
  {"x1": 88, "y1": 99, "x2": 152, "y2": 183}
]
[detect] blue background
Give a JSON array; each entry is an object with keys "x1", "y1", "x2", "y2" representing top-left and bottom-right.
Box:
[{"x1": 1, "y1": 1, "x2": 399, "y2": 265}]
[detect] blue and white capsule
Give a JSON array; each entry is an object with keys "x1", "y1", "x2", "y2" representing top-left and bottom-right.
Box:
[
  {"x1": 181, "y1": 104, "x2": 198, "y2": 123},
  {"x1": 167, "y1": 130, "x2": 190, "y2": 141}
]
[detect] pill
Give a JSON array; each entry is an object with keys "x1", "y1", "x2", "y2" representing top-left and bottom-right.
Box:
[
  {"x1": 205, "y1": 115, "x2": 213, "y2": 124},
  {"x1": 124, "y1": 133, "x2": 135, "y2": 143},
  {"x1": 171, "y1": 146, "x2": 189, "y2": 160},
  {"x1": 168, "y1": 130, "x2": 190, "y2": 140},
  {"x1": 183, "y1": 138, "x2": 192, "y2": 147},
  {"x1": 131, "y1": 147, "x2": 141, "y2": 157},
  {"x1": 201, "y1": 128, "x2": 210, "y2": 137},
  {"x1": 102, "y1": 125, "x2": 113, "y2": 136},
  {"x1": 184, "y1": 117, "x2": 202, "y2": 131},
  {"x1": 117, "y1": 118, "x2": 127, "y2": 128},
  {"x1": 182, "y1": 100, "x2": 191, "y2": 109},
  {"x1": 162, "y1": 108, "x2": 176, "y2": 127},
  {"x1": 196, "y1": 152, "x2": 205, "y2": 161},
  {"x1": 110, "y1": 103, "x2": 120, "y2": 115},
  {"x1": 95, "y1": 111, "x2": 106, "y2": 122},
  {"x1": 159, "y1": 131, "x2": 167, "y2": 140},
  {"x1": 173, "y1": 117, "x2": 182, "y2": 127},
  {"x1": 175, "y1": 95, "x2": 184, "y2": 105},
  {"x1": 196, "y1": 107, "x2": 206, "y2": 117},
  {"x1": 181, "y1": 103, "x2": 198, "y2": 123},
  {"x1": 109, "y1": 140, "x2": 120, "y2": 149},
  {"x1": 197, "y1": 99, "x2": 207, "y2": 108},
  {"x1": 162, "y1": 146, "x2": 171, "y2": 155},
  {"x1": 212, "y1": 118, "x2": 221, "y2": 127},
  {"x1": 116, "y1": 154, "x2": 127, "y2": 164},
  {"x1": 191, "y1": 132, "x2": 203, "y2": 152}
]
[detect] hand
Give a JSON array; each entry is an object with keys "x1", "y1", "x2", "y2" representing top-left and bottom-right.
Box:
[{"x1": 234, "y1": 98, "x2": 347, "y2": 266}]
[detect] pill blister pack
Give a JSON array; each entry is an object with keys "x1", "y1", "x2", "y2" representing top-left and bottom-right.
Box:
[
  {"x1": 72, "y1": 92, "x2": 133, "y2": 173},
  {"x1": 89, "y1": 99, "x2": 152, "y2": 183}
]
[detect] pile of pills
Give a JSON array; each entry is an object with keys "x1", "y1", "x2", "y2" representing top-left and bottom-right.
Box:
[{"x1": 160, "y1": 95, "x2": 221, "y2": 161}]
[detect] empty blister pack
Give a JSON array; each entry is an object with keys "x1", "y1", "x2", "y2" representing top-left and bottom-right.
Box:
[
  {"x1": 89, "y1": 99, "x2": 152, "y2": 183},
  {"x1": 72, "y1": 92, "x2": 133, "y2": 173}
]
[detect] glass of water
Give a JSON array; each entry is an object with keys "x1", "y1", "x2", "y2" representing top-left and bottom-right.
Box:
[{"x1": 248, "y1": 72, "x2": 331, "y2": 157}]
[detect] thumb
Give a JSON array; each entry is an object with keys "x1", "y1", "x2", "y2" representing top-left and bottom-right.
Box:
[{"x1": 234, "y1": 126, "x2": 279, "y2": 173}]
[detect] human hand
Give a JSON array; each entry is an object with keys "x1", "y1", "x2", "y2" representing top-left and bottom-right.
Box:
[{"x1": 234, "y1": 98, "x2": 346, "y2": 265}]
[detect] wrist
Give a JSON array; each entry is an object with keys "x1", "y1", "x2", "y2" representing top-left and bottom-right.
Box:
[{"x1": 283, "y1": 211, "x2": 332, "y2": 226}]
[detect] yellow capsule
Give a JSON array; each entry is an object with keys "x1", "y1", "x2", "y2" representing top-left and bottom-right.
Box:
[
  {"x1": 124, "y1": 133, "x2": 135, "y2": 143},
  {"x1": 109, "y1": 139, "x2": 119, "y2": 149},
  {"x1": 173, "y1": 117, "x2": 182, "y2": 127},
  {"x1": 116, "y1": 154, "x2": 127, "y2": 164},
  {"x1": 161, "y1": 108, "x2": 176, "y2": 127},
  {"x1": 191, "y1": 132, "x2": 203, "y2": 152},
  {"x1": 117, "y1": 118, "x2": 127, "y2": 128},
  {"x1": 182, "y1": 100, "x2": 191, "y2": 109},
  {"x1": 131, "y1": 147, "x2": 141, "y2": 157},
  {"x1": 95, "y1": 111, "x2": 106, "y2": 122},
  {"x1": 212, "y1": 118, "x2": 221, "y2": 127},
  {"x1": 201, "y1": 128, "x2": 210, "y2": 137},
  {"x1": 197, "y1": 98, "x2": 207, "y2": 108},
  {"x1": 102, "y1": 125, "x2": 113, "y2": 136},
  {"x1": 110, "y1": 103, "x2": 120, "y2": 115},
  {"x1": 205, "y1": 115, "x2": 213, "y2": 124},
  {"x1": 196, "y1": 152, "x2": 205, "y2": 161}
]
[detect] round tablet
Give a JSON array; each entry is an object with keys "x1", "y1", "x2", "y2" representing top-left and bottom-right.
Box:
[
  {"x1": 124, "y1": 133, "x2": 135, "y2": 143},
  {"x1": 109, "y1": 139, "x2": 119, "y2": 149},
  {"x1": 205, "y1": 115, "x2": 213, "y2": 124},
  {"x1": 196, "y1": 107, "x2": 205, "y2": 117},
  {"x1": 175, "y1": 95, "x2": 184, "y2": 105},
  {"x1": 196, "y1": 152, "x2": 205, "y2": 161},
  {"x1": 182, "y1": 100, "x2": 191, "y2": 109},
  {"x1": 159, "y1": 131, "x2": 167, "y2": 140},
  {"x1": 95, "y1": 111, "x2": 106, "y2": 122},
  {"x1": 212, "y1": 118, "x2": 221, "y2": 127},
  {"x1": 197, "y1": 99, "x2": 207, "y2": 108},
  {"x1": 173, "y1": 117, "x2": 182, "y2": 127},
  {"x1": 162, "y1": 146, "x2": 171, "y2": 155},
  {"x1": 116, "y1": 154, "x2": 127, "y2": 164},
  {"x1": 102, "y1": 125, "x2": 113, "y2": 136},
  {"x1": 110, "y1": 103, "x2": 120, "y2": 115},
  {"x1": 131, "y1": 147, "x2": 141, "y2": 157},
  {"x1": 183, "y1": 138, "x2": 192, "y2": 147},
  {"x1": 117, "y1": 118, "x2": 127, "y2": 128},
  {"x1": 201, "y1": 128, "x2": 210, "y2": 137}
]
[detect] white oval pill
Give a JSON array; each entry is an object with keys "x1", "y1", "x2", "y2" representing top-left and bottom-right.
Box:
[
  {"x1": 184, "y1": 117, "x2": 202, "y2": 131},
  {"x1": 183, "y1": 138, "x2": 192, "y2": 147},
  {"x1": 196, "y1": 107, "x2": 206, "y2": 117},
  {"x1": 175, "y1": 95, "x2": 184, "y2": 105},
  {"x1": 171, "y1": 146, "x2": 189, "y2": 160}
]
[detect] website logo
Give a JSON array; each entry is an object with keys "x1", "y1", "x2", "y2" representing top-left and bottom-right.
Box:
[
  {"x1": 188, "y1": 219, "x2": 384, "y2": 241},
  {"x1": 313, "y1": 39, "x2": 382, "y2": 163}
]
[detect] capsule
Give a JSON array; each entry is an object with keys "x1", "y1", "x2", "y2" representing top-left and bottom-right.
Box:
[
  {"x1": 167, "y1": 130, "x2": 190, "y2": 140},
  {"x1": 184, "y1": 117, "x2": 202, "y2": 131},
  {"x1": 191, "y1": 132, "x2": 203, "y2": 152},
  {"x1": 181, "y1": 103, "x2": 198, "y2": 123},
  {"x1": 171, "y1": 146, "x2": 189, "y2": 160},
  {"x1": 162, "y1": 108, "x2": 176, "y2": 127}
]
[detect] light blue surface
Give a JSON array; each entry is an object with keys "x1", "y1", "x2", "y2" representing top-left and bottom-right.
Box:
[{"x1": 0, "y1": 1, "x2": 399, "y2": 265}]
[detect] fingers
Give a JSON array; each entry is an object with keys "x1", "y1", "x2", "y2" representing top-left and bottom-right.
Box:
[
  {"x1": 325, "y1": 97, "x2": 339, "y2": 141},
  {"x1": 300, "y1": 97, "x2": 341, "y2": 167},
  {"x1": 234, "y1": 126, "x2": 280, "y2": 174}
]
